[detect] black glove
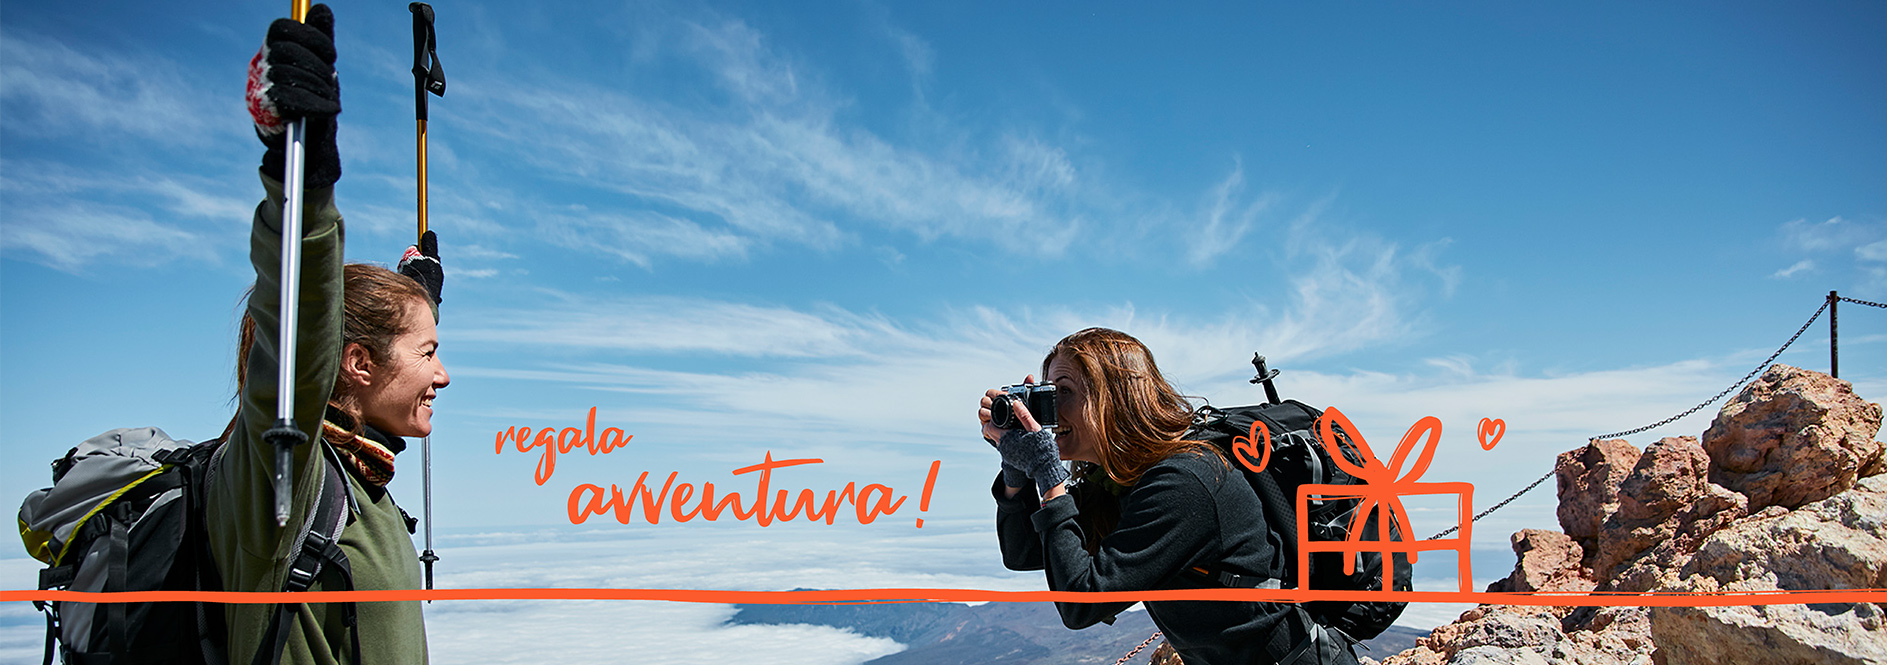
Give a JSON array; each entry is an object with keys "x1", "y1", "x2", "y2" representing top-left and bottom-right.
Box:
[
  {"x1": 399, "y1": 230, "x2": 444, "y2": 306},
  {"x1": 246, "y1": 4, "x2": 341, "y2": 188}
]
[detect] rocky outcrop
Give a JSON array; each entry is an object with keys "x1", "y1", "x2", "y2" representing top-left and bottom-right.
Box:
[
  {"x1": 1702, "y1": 364, "x2": 1884, "y2": 511},
  {"x1": 1382, "y1": 365, "x2": 1885, "y2": 665},
  {"x1": 1594, "y1": 436, "x2": 1749, "y2": 592},
  {"x1": 1554, "y1": 439, "x2": 1638, "y2": 550},
  {"x1": 1650, "y1": 473, "x2": 1887, "y2": 665},
  {"x1": 1488, "y1": 530, "x2": 1592, "y2": 595}
]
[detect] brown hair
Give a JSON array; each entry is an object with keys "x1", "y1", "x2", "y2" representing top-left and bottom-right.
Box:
[
  {"x1": 229, "y1": 264, "x2": 431, "y2": 441},
  {"x1": 1047, "y1": 327, "x2": 1219, "y2": 551},
  {"x1": 1045, "y1": 327, "x2": 1216, "y2": 486}
]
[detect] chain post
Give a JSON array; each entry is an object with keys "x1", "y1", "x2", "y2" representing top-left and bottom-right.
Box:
[{"x1": 1830, "y1": 290, "x2": 1838, "y2": 379}]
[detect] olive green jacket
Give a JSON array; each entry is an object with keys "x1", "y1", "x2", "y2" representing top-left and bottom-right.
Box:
[{"x1": 206, "y1": 173, "x2": 428, "y2": 665}]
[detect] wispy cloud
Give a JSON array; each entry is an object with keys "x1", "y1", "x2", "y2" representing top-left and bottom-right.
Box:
[
  {"x1": 440, "y1": 14, "x2": 1118, "y2": 267},
  {"x1": 1776, "y1": 216, "x2": 1887, "y2": 295},
  {"x1": 0, "y1": 164, "x2": 253, "y2": 271},
  {"x1": 446, "y1": 217, "x2": 1454, "y2": 448},
  {"x1": 0, "y1": 29, "x2": 256, "y2": 271},
  {"x1": 1781, "y1": 216, "x2": 1883, "y2": 252},
  {"x1": 1187, "y1": 158, "x2": 1273, "y2": 267},
  {"x1": 1859, "y1": 241, "x2": 1887, "y2": 263},
  {"x1": 0, "y1": 201, "x2": 216, "y2": 272},
  {"x1": 0, "y1": 30, "x2": 239, "y2": 145},
  {"x1": 1771, "y1": 259, "x2": 1814, "y2": 279},
  {"x1": 456, "y1": 295, "x2": 908, "y2": 357}
]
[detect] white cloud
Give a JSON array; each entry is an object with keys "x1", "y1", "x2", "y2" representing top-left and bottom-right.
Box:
[
  {"x1": 0, "y1": 30, "x2": 238, "y2": 145},
  {"x1": 683, "y1": 19, "x2": 802, "y2": 104},
  {"x1": 457, "y1": 245, "x2": 521, "y2": 261},
  {"x1": 1781, "y1": 216, "x2": 1883, "y2": 253},
  {"x1": 1857, "y1": 241, "x2": 1887, "y2": 263},
  {"x1": 0, "y1": 30, "x2": 256, "y2": 271},
  {"x1": 0, "y1": 201, "x2": 218, "y2": 272},
  {"x1": 407, "y1": 526, "x2": 1037, "y2": 665},
  {"x1": 540, "y1": 209, "x2": 753, "y2": 267},
  {"x1": 439, "y1": 222, "x2": 1440, "y2": 454},
  {"x1": 442, "y1": 14, "x2": 1113, "y2": 267},
  {"x1": 1187, "y1": 158, "x2": 1274, "y2": 267},
  {"x1": 426, "y1": 601, "x2": 903, "y2": 665},
  {"x1": 1775, "y1": 217, "x2": 1887, "y2": 296},
  {"x1": 455, "y1": 296, "x2": 887, "y2": 357},
  {"x1": 1772, "y1": 259, "x2": 1814, "y2": 279}
]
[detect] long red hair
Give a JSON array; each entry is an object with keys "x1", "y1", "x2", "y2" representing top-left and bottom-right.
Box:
[{"x1": 1045, "y1": 327, "x2": 1218, "y2": 487}]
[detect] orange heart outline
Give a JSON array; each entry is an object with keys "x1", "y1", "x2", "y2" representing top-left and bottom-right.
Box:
[{"x1": 1477, "y1": 417, "x2": 1505, "y2": 451}]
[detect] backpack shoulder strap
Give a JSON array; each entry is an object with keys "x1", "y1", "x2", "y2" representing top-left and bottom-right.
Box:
[{"x1": 252, "y1": 444, "x2": 361, "y2": 665}]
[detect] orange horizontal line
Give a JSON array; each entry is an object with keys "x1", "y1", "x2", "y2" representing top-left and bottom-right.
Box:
[{"x1": 6, "y1": 588, "x2": 1886, "y2": 607}]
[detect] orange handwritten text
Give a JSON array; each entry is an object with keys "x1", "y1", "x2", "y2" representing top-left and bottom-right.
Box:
[
  {"x1": 568, "y1": 452, "x2": 942, "y2": 527},
  {"x1": 494, "y1": 407, "x2": 633, "y2": 485}
]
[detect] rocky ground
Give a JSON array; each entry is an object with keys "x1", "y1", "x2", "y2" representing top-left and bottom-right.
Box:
[{"x1": 1375, "y1": 364, "x2": 1886, "y2": 665}]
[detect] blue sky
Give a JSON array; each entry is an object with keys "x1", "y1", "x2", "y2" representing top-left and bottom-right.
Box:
[{"x1": 4, "y1": 0, "x2": 1886, "y2": 653}]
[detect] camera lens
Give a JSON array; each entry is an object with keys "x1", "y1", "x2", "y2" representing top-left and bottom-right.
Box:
[{"x1": 991, "y1": 393, "x2": 1016, "y2": 429}]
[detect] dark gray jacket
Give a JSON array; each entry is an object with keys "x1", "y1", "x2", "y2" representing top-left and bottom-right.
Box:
[{"x1": 995, "y1": 450, "x2": 1339, "y2": 665}]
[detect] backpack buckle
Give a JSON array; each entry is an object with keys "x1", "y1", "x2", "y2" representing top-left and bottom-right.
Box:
[{"x1": 284, "y1": 531, "x2": 332, "y2": 592}]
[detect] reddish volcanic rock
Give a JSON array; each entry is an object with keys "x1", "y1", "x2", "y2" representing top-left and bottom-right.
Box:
[
  {"x1": 1555, "y1": 439, "x2": 1639, "y2": 553},
  {"x1": 1488, "y1": 529, "x2": 1592, "y2": 595},
  {"x1": 1701, "y1": 364, "x2": 1884, "y2": 511},
  {"x1": 1591, "y1": 436, "x2": 1748, "y2": 586}
]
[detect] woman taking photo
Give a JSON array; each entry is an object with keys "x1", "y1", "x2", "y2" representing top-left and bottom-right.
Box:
[
  {"x1": 208, "y1": 6, "x2": 446, "y2": 664},
  {"x1": 982, "y1": 328, "x2": 1353, "y2": 665}
]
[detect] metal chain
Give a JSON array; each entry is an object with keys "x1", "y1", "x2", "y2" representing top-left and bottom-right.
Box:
[
  {"x1": 1426, "y1": 467, "x2": 1553, "y2": 541},
  {"x1": 1431, "y1": 299, "x2": 1836, "y2": 541},
  {"x1": 1591, "y1": 298, "x2": 1829, "y2": 441},
  {"x1": 1115, "y1": 296, "x2": 1873, "y2": 664},
  {"x1": 1426, "y1": 299, "x2": 1836, "y2": 541},
  {"x1": 1114, "y1": 632, "x2": 1163, "y2": 665}
]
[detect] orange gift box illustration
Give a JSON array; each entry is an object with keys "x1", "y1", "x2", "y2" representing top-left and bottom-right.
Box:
[{"x1": 1296, "y1": 408, "x2": 1475, "y2": 593}]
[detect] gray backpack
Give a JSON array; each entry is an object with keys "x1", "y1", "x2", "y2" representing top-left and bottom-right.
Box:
[{"x1": 18, "y1": 427, "x2": 354, "y2": 665}]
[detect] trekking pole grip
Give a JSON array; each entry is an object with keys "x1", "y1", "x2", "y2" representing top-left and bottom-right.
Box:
[{"x1": 264, "y1": 420, "x2": 308, "y2": 527}]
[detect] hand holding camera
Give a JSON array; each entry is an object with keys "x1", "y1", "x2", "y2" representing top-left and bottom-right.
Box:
[{"x1": 980, "y1": 377, "x2": 1069, "y2": 496}]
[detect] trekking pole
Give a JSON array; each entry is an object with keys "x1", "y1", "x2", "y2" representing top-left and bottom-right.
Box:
[
  {"x1": 265, "y1": 0, "x2": 316, "y2": 528},
  {"x1": 1249, "y1": 353, "x2": 1282, "y2": 405},
  {"x1": 410, "y1": 1, "x2": 446, "y2": 592}
]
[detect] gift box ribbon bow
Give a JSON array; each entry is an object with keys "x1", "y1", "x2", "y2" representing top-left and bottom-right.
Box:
[{"x1": 1314, "y1": 407, "x2": 1444, "y2": 558}]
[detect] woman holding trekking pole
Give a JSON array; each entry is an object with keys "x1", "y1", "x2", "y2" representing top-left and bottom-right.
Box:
[
  {"x1": 207, "y1": 5, "x2": 446, "y2": 664},
  {"x1": 981, "y1": 328, "x2": 1355, "y2": 665}
]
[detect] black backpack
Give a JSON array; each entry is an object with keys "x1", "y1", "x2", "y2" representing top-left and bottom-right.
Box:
[
  {"x1": 17, "y1": 427, "x2": 357, "y2": 665},
  {"x1": 1184, "y1": 358, "x2": 1411, "y2": 641}
]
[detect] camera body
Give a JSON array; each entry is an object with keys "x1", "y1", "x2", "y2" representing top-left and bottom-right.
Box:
[{"x1": 991, "y1": 383, "x2": 1058, "y2": 430}]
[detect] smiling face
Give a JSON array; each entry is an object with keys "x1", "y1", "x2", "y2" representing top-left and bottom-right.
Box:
[
  {"x1": 1045, "y1": 353, "x2": 1100, "y2": 464},
  {"x1": 347, "y1": 302, "x2": 450, "y2": 438}
]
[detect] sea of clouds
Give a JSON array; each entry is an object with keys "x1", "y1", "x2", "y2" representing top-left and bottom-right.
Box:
[{"x1": 0, "y1": 519, "x2": 1503, "y2": 665}]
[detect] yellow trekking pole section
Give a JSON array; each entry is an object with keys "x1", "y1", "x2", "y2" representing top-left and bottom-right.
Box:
[{"x1": 410, "y1": 1, "x2": 447, "y2": 592}]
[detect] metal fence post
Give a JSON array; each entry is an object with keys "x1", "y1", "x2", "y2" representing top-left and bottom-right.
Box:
[{"x1": 1830, "y1": 290, "x2": 1839, "y2": 379}]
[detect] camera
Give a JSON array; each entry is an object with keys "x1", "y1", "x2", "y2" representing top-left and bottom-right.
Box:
[{"x1": 990, "y1": 383, "x2": 1057, "y2": 430}]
